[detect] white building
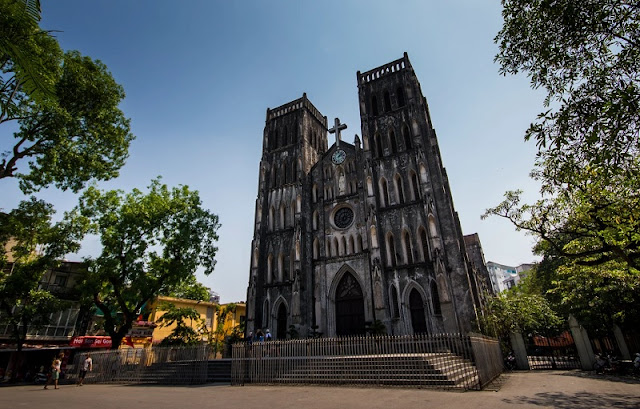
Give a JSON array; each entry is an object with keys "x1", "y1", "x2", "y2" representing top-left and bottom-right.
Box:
[{"x1": 486, "y1": 262, "x2": 534, "y2": 293}]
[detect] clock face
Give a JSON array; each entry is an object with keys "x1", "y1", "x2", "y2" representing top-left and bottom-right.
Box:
[
  {"x1": 332, "y1": 149, "x2": 346, "y2": 165},
  {"x1": 334, "y1": 207, "x2": 354, "y2": 229}
]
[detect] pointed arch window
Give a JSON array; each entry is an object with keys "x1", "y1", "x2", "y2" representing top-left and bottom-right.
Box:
[
  {"x1": 371, "y1": 95, "x2": 379, "y2": 116},
  {"x1": 431, "y1": 281, "x2": 442, "y2": 315},
  {"x1": 391, "y1": 287, "x2": 400, "y2": 318},
  {"x1": 384, "y1": 90, "x2": 392, "y2": 112},
  {"x1": 290, "y1": 200, "x2": 296, "y2": 226},
  {"x1": 386, "y1": 233, "x2": 397, "y2": 267},
  {"x1": 312, "y1": 210, "x2": 319, "y2": 230},
  {"x1": 312, "y1": 184, "x2": 318, "y2": 203},
  {"x1": 410, "y1": 171, "x2": 420, "y2": 201},
  {"x1": 278, "y1": 253, "x2": 284, "y2": 282},
  {"x1": 313, "y1": 238, "x2": 319, "y2": 259},
  {"x1": 267, "y1": 254, "x2": 273, "y2": 284},
  {"x1": 269, "y1": 207, "x2": 275, "y2": 231},
  {"x1": 279, "y1": 204, "x2": 285, "y2": 229},
  {"x1": 418, "y1": 226, "x2": 429, "y2": 261},
  {"x1": 379, "y1": 178, "x2": 390, "y2": 207},
  {"x1": 403, "y1": 230, "x2": 413, "y2": 264},
  {"x1": 326, "y1": 238, "x2": 332, "y2": 258},
  {"x1": 332, "y1": 237, "x2": 339, "y2": 257},
  {"x1": 348, "y1": 235, "x2": 355, "y2": 255},
  {"x1": 394, "y1": 174, "x2": 405, "y2": 204},
  {"x1": 403, "y1": 124, "x2": 412, "y2": 150},
  {"x1": 374, "y1": 133, "x2": 383, "y2": 158},
  {"x1": 397, "y1": 87, "x2": 405, "y2": 107},
  {"x1": 340, "y1": 236, "x2": 347, "y2": 256},
  {"x1": 389, "y1": 130, "x2": 397, "y2": 154}
]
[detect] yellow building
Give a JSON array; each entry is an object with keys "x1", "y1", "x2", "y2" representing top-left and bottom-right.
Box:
[{"x1": 148, "y1": 296, "x2": 246, "y2": 346}]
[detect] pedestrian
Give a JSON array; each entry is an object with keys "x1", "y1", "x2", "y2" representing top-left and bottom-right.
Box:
[
  {"x1": 44, "y1": 353, "x2": 64, "y2": 389},
  {"x1": 256, "y1": 329, "x2": 264, "y2": 342},
  {"x1": 77, "y1": 354, "x2": 92, "y2": 386},
  {"x1": 265, "y1": 329, "x2": 272, "y2": 341}
]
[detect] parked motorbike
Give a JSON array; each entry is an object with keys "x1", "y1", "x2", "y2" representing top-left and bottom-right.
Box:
[{"x1": 504, "y1": 351, "x2": 516, "y2": 371}]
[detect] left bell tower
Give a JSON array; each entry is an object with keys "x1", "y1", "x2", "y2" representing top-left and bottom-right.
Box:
[{"x1": 246, "y1": 93, "x2": 327, "y2": 338}]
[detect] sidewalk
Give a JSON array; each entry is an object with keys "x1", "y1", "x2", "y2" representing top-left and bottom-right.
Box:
[{"x1": 1, "y1": 370, "x2": 638, "y2": 409}]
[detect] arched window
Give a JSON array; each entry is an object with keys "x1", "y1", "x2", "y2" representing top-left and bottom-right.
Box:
[
  {"x1": 386, "y1": 233, "x2": 396, "y2": 267},
  {"x1": 410, "y1": 171, "x2": 420, "y2": 201},
  {"x1": 269, "y1": 206, "x2": 275, "y2": 231},
  {"x1": 358, "y1": 233, "x2": 365, "y2": 251},
  {"x1": 403, "y1": 124, "x2": 412, "y2": 150},
  {"x1": 278, "y1": 253, "x2": 284, "y2": 282},
  {"x1": 312, "y1": 210, "x2": 318, "y2": 230},
  {"x1": 397, "y1": 87, "x2": 405, "y2": 107},
  {"x1": 340, "y1": 236, "x2": 347, "y2": 256},
  {"x1": 326, "y1": 238, "x2": 332, "y2": 257},
  {"x1": 391, "y1": 286, "x2": 400, "y2": 318},
  {"x1": 274, "y1": 130, "x2": 279, "y2": 149},
  {"x1": 290, "y1": 200, "x2": 296, "y2": 226},
  {"x1": 253, "y1": 248, "x2": 259, "y2": 268},
  {"x1": 383, "y1": 91, "x2": 391, "y2": 112},
  {"x1": 333, "y1": 237, "x2": 339, "y2": 257},
  {"x1": 312, "y1": 184, "x2": 318, "y2": 203},
  {"x1": 313, "y1": 238, "x2": 319, "y2": 259},
  {"x1": 374, "y1": 133, "x2": 383, "y2": 158},
  {"x1": 420, "y1": 163, "x2": 428, "y2": 183},
  {"x1": 418, "y1": 226, "x2": 429, "y2": 261},
  {"x1": 371, "y1": 95, "x2": 379, "y2": 116},
  {"x1": 267, "y1": 254, "x2": 273, "y2": 284},
  {"x1": 282, "y1": 162, "x2": 288, "y2": 184},
  {"x1": 389, "y1": 130, "x2": 397, "y2": 154},
  {"x1": 279, "y1": 204, "x2": 285, "y2": 229},
  {"x1": 379, "y1": 178, "x2": 390, "y2": 207},
  {"x1": 283, "y1": 126, "x2": 288, "y2": 146},
  {"x1": 394, "y1": 174, "x2": 405, "y2": 204},
  {"x1": 403, "y1": 230, "x2": 413, "y2": 264},
  {"x1": 431, "y1": 281, "x2": 442, "y2": 315},
  {"x1": 366, "y1": 177, "x2": 374, "y2": 196},
  {"x1": 348, "y1": 235, "x2": 355, "y2": 255}
]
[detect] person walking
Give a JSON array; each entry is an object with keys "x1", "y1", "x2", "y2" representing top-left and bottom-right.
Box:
[
  {"x1": 44, "y1": 353, "x2": 64, "y2": 389},
  {"x1": 77, "y1": 354, "x2": 92, "y2": 386}
]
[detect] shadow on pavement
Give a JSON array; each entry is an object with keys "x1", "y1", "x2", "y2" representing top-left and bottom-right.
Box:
[
  {"x1": 502, "y1": 391, "x2": 639, "y2": 408},
  {"x1": 558, "y1": 370, "x2": 640, "y2": 385}
]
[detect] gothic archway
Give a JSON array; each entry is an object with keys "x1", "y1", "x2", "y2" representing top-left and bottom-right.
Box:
[
  {"x1": 409, "y1": 288, "x2": 428, "y2": 334},
  {"x1": 335, "y1": 272, "x2": 365, "y2": 336},
  {"x1": 276, "y1": 303, "x2": 288, "y2": 340}
]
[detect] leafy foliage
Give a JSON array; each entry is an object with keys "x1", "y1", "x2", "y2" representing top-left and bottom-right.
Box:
[
  {"x1": 206, "y1": 303, "x2": 237, "y2": 354},
  {"x1": 1, "y1": 0, "x2": 134, "y2": 193},
  {"x1": 73, "y1": 179, "x2": 220, "y2": 349},
  {"x1": 156, "y1": 302, "x2": 203, "y2": 346},
  {"x1": 478, "y1": 286, "x2": 563, "y2": 340},
  {"x1": 0, "y1": 198, "x2": 84, "y2": 351},
  {"x1": 485, "y1": 1, "x2": 640, "y2": 332},
  {"x1": 163, "y1": 275, "x2": 211, "y2": 302}
]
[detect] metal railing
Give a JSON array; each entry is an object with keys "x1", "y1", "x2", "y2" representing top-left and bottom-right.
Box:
[
  {"x1": 231, "y1": 333, "x2": 502, "y2": 390},
  {"x1": 71, "y1": 345, "x2": 212, "y2": 385}
]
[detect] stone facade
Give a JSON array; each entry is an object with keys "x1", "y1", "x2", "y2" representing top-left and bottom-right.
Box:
[{"x1": 246, "y1": 53, "x2": 488, "y2": 338}]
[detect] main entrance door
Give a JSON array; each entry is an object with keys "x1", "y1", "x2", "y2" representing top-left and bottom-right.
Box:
[
  {"x1": 335, "y1": 272, "x2": 365, "y2": 336},
  {"x1": 409, "y1": 288, "x2": 428, "y2": 334},
  {"x1": 276, "y1": 303, "x2": 287, "y2": 340}
]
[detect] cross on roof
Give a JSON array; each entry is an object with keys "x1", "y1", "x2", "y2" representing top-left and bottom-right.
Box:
[{"x1": 328, "y1": 117, "x2": 347, "y2": 147}]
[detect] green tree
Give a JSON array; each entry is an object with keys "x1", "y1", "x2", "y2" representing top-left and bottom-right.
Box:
[
  {"x1": 1, "y1": 0, "x2": 134, "y2": 193},
  {"x1": 73, "y1": 179, "x2": 220, "y2": 349},
  {"x1": 485, "y1": 1, "x2": 640, "y2": 330},
  {"x1": 156, "y1": 302, "x2": 204, "y2": 346},
  {"x1": 478, "y1": 286, "x2": 563, "y2": 341},
  {"x1": 206, "y1": 303, "x2": 236, "y2": 355},
  {"x1": 0, "y1": 198, "x2": 84, "y2": 351},
  {"x1": 163, "y1": 275, "x2": 211, "y2": 302}
]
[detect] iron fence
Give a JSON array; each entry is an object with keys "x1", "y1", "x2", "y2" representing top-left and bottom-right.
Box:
[
  {"x1": 71, "y1": 345, "x2": 212, "y2": 385},
  {"x1": 231, "y1": 333, "x2": 502, "y2": 390}
]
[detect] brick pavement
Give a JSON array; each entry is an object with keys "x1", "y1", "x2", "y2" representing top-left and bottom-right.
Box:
[{"x1": 1, "y1": 370, "x2": 638, "y2": 409}]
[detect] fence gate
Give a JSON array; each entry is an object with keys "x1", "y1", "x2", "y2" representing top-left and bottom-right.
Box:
[{"x1": 525, "y1": 332, "x2": 581, "y2": 369}]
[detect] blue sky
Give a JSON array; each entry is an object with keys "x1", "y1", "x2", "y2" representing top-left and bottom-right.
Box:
[{"x1": 2, "y1": 1, "x2": 545, "y2": 303}]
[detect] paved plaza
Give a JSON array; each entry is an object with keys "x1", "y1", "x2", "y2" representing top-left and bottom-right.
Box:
[{"x1": 1, "y1": 370, "x2": 639, "y2": 409}]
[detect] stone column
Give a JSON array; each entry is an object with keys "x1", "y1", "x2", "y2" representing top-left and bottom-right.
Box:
[
  {"x1": 568, "y1": 315, "x2": 595, "y2": 370},
  {"x1": 613, "y1": 325, "x2": 631, "y2": 360},
  {"x1": 509, "y1": 332, "x2": 530, "y2": 370}
]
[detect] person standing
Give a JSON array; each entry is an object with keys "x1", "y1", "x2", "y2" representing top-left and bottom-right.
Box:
[
  {"x1": 44, "y1": 353, "x2": 64, "y2": 389},
  {"x1": 77, "y1": 354, "x2": 92, "y2": 386}
]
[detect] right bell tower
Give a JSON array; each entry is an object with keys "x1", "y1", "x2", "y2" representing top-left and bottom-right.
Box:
[{"x1": 357, "y1": 52, "x2": 481, "y2": 334}]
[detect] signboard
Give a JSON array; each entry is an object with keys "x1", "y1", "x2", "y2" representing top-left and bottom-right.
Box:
[{"x1": 70, "y1": 336, "x2": 112, "y2": 349}]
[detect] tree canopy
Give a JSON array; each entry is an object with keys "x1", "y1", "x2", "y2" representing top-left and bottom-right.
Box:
[
  {"x1": 484, "y1": 0, "x2": 640, "y2": 332},
  {"x1": 163, "y1": 274, "x2": 211, "y2": 302},
  {"x1": 73, "y1": 179, "x2": 220, "y2": 349},
  {"x1": 1, "y1": 0, "x2": 134, "y2": 193},
  {"x1": 0, "y1": 198, "x2": 84, "y2": 351}
]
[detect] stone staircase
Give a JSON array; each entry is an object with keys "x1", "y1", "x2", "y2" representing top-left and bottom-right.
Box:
[{"x1": 270, "y1": 353, "x2": 479, "y2": 389}]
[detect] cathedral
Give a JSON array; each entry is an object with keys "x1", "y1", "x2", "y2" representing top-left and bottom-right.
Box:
[{"x1": 246, "y1": 53, "x2": 490, "y2": 339}]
